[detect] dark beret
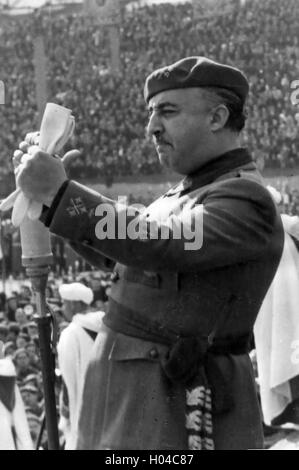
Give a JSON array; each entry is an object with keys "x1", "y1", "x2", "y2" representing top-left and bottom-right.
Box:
[{"x1": 144, "y1": 56, "x2": 249, "y2": 105}]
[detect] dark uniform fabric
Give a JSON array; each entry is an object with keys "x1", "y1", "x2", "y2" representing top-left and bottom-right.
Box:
[{"x1": 43, "y1": 148, "x2": 284, "y2": 449}]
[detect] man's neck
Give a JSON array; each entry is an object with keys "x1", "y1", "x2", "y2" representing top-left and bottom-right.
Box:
[{"x1": 211, "y1": 134, "x2": 241, "y2": 159}]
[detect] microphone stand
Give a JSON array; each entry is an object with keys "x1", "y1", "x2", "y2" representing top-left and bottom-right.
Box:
[{"x1": 20, "y1": 218, "x2": 59, "y2": 450}]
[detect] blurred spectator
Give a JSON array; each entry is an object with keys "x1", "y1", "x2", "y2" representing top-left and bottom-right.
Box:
[
  {"x1": 0, "y1": 353, "x2": 33, "y2": 450},
  {"x1": 3, "y1": 341, "x2": 16, "y2": 359},
  {"x1": 0, "y1": 293, "x2": 6, "y2": 313},
  {"x1": 24, "y1": 342, "x2": 41, "y2": 373},
  {"x1": 26, "y1": 321, "x2": 39, "y2": 340},
  {"x1": 15, "y1": 308, "x2": 28, "y2": 327},
  {"x1": 13, "y1": 348, "x2": 36, "y2": 382},
  {"x1": 20, "y1": 384, "x2": 43, "y2": 417},
  {"x1": 26, "y1": 412, "x2": 42, "y2": 449},
  {"x1": 19, "y1": 285, "x2": 32, "y2": 303},
  {"x1": 0, "y1": 325, "x2": 9, "y2": 343},
  {"x1": 6, "y1": 296, "x2": 18, "y2": 322},
  {"x1": 57, "y1": 282, "x2": 104, "y2": 449},
  {"x1": 16, "y1": 333, "x2": 30, "y2": 350},
  {"x1": 7, "y1": 323, "x2": 20, "y2": 344}
]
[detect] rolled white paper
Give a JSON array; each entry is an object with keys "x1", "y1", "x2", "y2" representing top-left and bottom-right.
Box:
[
  {"x1": 7, "y1": 103, "x2": 75, "y2": 225},
  {"x1": 14, "y1": 103, "x2": 74, "y2": 265}
]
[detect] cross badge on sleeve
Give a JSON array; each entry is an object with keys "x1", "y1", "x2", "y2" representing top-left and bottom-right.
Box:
[{"x1": 66, "y1": 197, "x2": 87, "y2": 217}]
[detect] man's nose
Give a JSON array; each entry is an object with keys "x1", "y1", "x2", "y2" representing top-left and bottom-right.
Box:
[{"x1": 147, "y1": 113, "x2": 164, "y2": 138}]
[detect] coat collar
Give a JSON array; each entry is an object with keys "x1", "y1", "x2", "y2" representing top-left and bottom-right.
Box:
[{"x1": 165, "y1": 148, "x2": 254, "y2": 196}]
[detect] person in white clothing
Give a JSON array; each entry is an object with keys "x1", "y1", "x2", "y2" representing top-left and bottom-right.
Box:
[
  {"x1": 254, "y1": 187, "x2": 299, "y2": 428},
  {"x1": 0, "y1": 341, "x2": 33, "y2": 450},
  {"x1": 57, "y1": 282, "x2": 104, "y2": 449}
]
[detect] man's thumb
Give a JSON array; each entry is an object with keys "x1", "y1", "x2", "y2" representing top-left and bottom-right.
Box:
[{"x1": 62, "y1": 149, "x2": 81, "y2": 167}]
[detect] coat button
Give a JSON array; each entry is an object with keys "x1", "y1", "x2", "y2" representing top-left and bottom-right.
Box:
[
  {"x1": 110, "y1": 271, "x2": 119, "y2": 283},
  {"x1": 149, "y1": 348, "x2": 159, "y2": 359}
]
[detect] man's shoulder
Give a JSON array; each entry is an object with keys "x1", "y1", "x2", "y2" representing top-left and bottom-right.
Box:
[
  {"x1": 58, "y1": 322, "x2": 83, "y2": 345},
  {"x1": 184, "y1": 167, "x2": 274, "y2": 209},
  {"x1": 207, "y1": 170, "x2": 273, "y2": 204},
  {"x1": 196, "y1": 170, "x2": 281, "y2": 230}
]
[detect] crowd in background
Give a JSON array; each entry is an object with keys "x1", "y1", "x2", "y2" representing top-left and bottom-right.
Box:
[
  {"x1": 0, "y1": 266, "x2": 111, "y2": 448},
  {"x1": 273, "y1": 184, "x2": 299, "y2": 216},
  {"x1": 1, "y1": 0, "x2": 299, "y2": 448},
  {"x1": 0, "y1": 0, "x2": 299, "y2": 193}
]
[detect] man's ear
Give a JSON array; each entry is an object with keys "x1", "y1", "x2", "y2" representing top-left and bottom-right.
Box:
[{"x1": 209, "y1": 104, "x2": 230, "y2": 131}]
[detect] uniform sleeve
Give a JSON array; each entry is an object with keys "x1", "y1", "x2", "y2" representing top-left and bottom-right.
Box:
[
  {"x1": 68, "y1": 241, "x2": 115, "y2": 271},
  {"x1": 48, "y1": 179, "x2": 279, "y2": 272}
]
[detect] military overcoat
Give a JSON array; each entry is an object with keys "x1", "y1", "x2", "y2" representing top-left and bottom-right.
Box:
[{"x1": 42, "y1": 149, "x2": 284, "y2": 449}]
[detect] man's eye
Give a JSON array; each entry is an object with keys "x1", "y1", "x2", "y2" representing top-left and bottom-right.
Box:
[
  {"x1": 147, "y1": 109, "x2": 176, "y2": 118},
  {"x1": 162, "y1": 109, "x2": 175, "y2": 115}
]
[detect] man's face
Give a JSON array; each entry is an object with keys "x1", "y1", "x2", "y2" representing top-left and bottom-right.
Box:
[
  {"x1": 15, "y1": 309, "x2": 27, "y2": 325},
  {"x1": 28, "y1": 326, "x2": 38, "y2": 338},
  {"x1": 147, "y1": 88, "x2": 213, "y2": 175},
  {"x1": 23, "y1": 391, "x2": 38, "y2": 407},
  {"x1": 16, "y1": 336, "x2": 27, "y2": 349},
  {"x1": 16, "y1": 353, "x2": 29, "y2": 369},
  {"x1": 63, "y1": 300, "x2": 73, "y2": 322},
  {"x1": 21, "y1": 286, "x2": 31, "y2": 298},
  {"x1": 26, "y1": 345, "x2": 36, "y2": 357}
]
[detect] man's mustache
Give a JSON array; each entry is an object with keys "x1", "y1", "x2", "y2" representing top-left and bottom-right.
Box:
[
  {"x1": 145, "y1": 128, "x2": 171, "y2": 146},
  {"x1": 154, "y1": 137, "x2": 171, "y2": 146}
]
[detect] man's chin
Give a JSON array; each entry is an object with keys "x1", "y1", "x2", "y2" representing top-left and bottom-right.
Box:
[
  {"x1": 159, "y1": 155, "x2": 183, "y2": 174},
  {"x1": 159, "y1": 153, "x2": 172, "y2": 169}
]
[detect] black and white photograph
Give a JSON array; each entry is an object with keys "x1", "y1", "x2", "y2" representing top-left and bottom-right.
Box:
[{"x1": 0, "y1": 0, "x2": 299, "y2": 453}]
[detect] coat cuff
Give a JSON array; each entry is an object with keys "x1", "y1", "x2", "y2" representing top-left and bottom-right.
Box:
[
  {"x1": 47, "y1": 180, "x2": 106, "y2": 242},
  {"x1": 39, "y1": 180, "x2": 70, "y2": 227}
]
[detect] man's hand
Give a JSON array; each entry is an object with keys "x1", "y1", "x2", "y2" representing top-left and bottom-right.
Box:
[
  {"x1": 16, "y1": 147, "x2": 68, "y2": 207},
  {"x1": 13, "y1": 134, "x2": 81, "y2": 208}
]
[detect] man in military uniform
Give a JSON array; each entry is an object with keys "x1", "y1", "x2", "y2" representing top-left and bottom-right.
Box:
[{"x1": 16, "y1": 57, "x2": 284, "y2": 449}]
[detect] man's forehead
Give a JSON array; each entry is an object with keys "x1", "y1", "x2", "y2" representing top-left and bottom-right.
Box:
[{"x1": 148, "y1": 88, "x2": 203, "y2": 108}]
